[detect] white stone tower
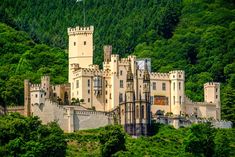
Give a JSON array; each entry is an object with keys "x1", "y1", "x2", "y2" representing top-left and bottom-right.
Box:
[
  {"x1": 67, "y1": 26, "x2": 94, "y2": 83},
  {"x1": 169, "y1": 70, "x2": 185, "y2": 115},
  {"x1": 204, "y1": 82, "x2": 221, "y2": 120}
]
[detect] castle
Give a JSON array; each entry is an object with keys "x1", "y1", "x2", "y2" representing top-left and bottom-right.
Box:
[{"x1": 21, "y1": 25, "x2": 222, "y2": 134}]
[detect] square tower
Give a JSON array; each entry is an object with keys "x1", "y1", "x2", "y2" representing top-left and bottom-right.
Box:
[
  {"x1": 204, "y1": 82, "x2": 221, "y2": 120},
  {"x1": 68, "y1": 26, "x2": 94, "y2": 83}
]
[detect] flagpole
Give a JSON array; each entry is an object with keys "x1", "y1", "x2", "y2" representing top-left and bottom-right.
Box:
[
  {"x1": 76, "y1": 0, "x2": 85, "y2": 27},
  {"x1": 83, "y1": 0, "x2": 85, "y2": 26}
]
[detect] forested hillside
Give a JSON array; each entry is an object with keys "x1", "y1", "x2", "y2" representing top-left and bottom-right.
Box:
[
  {"x1": 0, "y1": 0, "x2": 234, "y2": 122},
  {"x1": 0, "y1": 23, "x2": 67, "y2": 106}
]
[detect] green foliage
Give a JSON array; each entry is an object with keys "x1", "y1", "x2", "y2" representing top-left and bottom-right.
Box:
[
  {"x1": 0, "y1": 22, "x2": 67, "y2": 106},
  {"x1": 99, "y1": 125, "x2": 126, "y2": 157},
  {"x1": 133, "y1": 0, "x2": 235, "y2": 122},
  {"x1": 184, "y1": 123, "x2": 215, "y2": 157},
  {"x1": 66, "y1": 124, "x2": 235, "y2": 157},
  {"x1": 0, "y1": 113, "x2": 67, "y2": 157},
  {"x1": 0, "y1": 0, "x2": 182, "y2": 64}
]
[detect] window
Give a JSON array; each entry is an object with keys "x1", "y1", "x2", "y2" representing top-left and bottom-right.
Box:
[
  {"x1": 76, "y1": 80, "x2": 79, "y2": 88},
  {"x1": 152, "y1": 82, "x2": 156, "y2": 90},
  {"x1": 35, "y1": 94, "x2": 38, "y2": 98},
  {"x1": 88, "y1": 90, "x2": 90, "y2": 94},
  {"x1": 179, "y1": 96, "x2": 182, "y2": 104},
  {"x1": 216, "y1": 88, "x2": 218, "y2": 92},
  {"x1": 119, "y1": 93, "x2": 123, "y2": 103},
  {"x1": 173, "y1": 82, "x2": 175, "y2": 91},
  {"x1": 88, "y1": 79, "x2": 90, "y2": 87},
  {"x1": 106, "y1": 99, "x2": 108, "y2": 103},
  {"x1": 179, "y1": 82, "x2": 181, "y2": 90},
  {"x1": 88, "y1": 98, "x2": 90, "y2": 102},
  {"x1": 41, "y1": 94, "x2": 43, "y2": 98},
  {"x1": 173, "y1": 96, "x2": 175, "y2": 105},
  {"x1": 162, "y1": 83, "x2": 166, "y2": 91},
  {"x1": 120, "y1": 80, "x2": 124, "y2": 88},
  {"x1": 74, "y1": 42, "x2": 76, "y2": 46},
  {"x1": 84, "y1": 41, "x2": 86, "y2": 45},
  {"x1": 216, "y1": 95, "x2": 218, "y2": 99},
  {"x1": 120, "y1": 70, "x2": 123, "y2": 76},
  {"x1": 136, "y1": 106, "x2": 139, "y2": 118},
  {"x1": 105, "y1": 81, "x2": 108, "y2": 87}
]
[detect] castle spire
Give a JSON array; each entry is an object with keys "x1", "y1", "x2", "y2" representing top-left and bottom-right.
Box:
[
  {"x1": 143, "y1": 59, "x2": 150, "y2": 83},
  {"x1": 127, "y1": 60, "x2": 133, "y2": 82}
]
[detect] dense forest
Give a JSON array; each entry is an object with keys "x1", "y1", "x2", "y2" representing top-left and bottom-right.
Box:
[
  {"x1": 1, "y1": 114, "x2": 234, "y2": 157},
  {"x1": 0, "y1": 0, "x2": 235, "y2": 123}
]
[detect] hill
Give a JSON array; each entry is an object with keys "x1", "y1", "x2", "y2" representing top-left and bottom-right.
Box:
[
  {"x1": 0, "y1": 0, "x2": 234, "y2": 122},
  {"x1": 0, "y1": 23, "x2": 67, "y2": 106}
]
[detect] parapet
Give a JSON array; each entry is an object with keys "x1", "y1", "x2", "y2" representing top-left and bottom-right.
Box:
[
  {"x1": 204, "y1": 82, "x2": 220, "y2": 88},
  {"x1": 150, "y1": 72, "x2": 170, "y2": 80},
  {"x1": 30, "y1": 84, "x2": 44, "y2": 92},
  {"x1": 67, "y1": 26, "x2": 94, "y2": 35},
  {"x1": 169, "y1": 70, "x2": 185, "y2": 80}
]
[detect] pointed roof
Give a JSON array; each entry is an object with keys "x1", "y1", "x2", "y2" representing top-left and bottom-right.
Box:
[
  {"x1": 126, "y1": 60, "x2": 133, "y2": 82},
  {"x1": 143, "y1": 59, "x2": 150, "y2": 82}
]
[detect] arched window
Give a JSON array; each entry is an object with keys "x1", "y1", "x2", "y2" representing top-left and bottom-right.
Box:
[{"x1": 136, "y1": 106, "x2": 139, "y2": 118}]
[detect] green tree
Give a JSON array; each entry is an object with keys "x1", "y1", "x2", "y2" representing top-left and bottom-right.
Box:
[
  {"x1": 99, "y1": 125, "x2": 126, "y2": 157},
  {"x1": 184, "y1": 123, "x2": 215, "y2": 157},
  {"x1": 0, "y1": 113, "x2": 66, "y2": 157}
]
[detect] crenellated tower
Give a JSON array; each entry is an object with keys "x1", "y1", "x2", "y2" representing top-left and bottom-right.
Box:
[
  {"x1": 103, "y1": 45, "x2": 112, "y2": 63},
  {"x1": 24, "y1": 79, "x2": 30, "y2": 116},
  {"x1": 204, "y1": 82, "x2": 221, "y2": 120},
  {"x1": 68, "y1": 26, "x2": 94, "y2": 83},
  {"x1": 169, "y1": 70, "x2": 185, "y2": 115}
]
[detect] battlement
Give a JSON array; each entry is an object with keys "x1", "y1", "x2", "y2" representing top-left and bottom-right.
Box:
[
  {"x1": 150, "y1": 72, "x2": 170, "y2": 80},
  {"x1": 88, "y1": 64, "x2": 99, "y2": 70},
  {"x1": 169, "y1": 70, "x2": 184, "y2": 75},
  {"x1": 68, "y1": 26, "x2": 94, "y2": 35},
  {"x1": 111, "y1": 54, "x2": 119, "y2": 58},
  {"x1": 204, "y1": 82, "x2": 220, "y2": 87},
  {"x1": 30, "y1": 84, "x2": 44, "y2": 92},
  {"x1": 120, "y1": 58, "x2": 130, "y2": 64},
  {"x1": 103, "y1": 45, "x2": 112, "y2": 52},
  {"x1": 169, "y1": 70, "x2": 185, "y2": 80}
]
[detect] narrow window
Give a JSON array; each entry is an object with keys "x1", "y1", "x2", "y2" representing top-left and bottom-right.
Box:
[
  {"x1": 179, "y1": 82, "x2": 181, "y2": 90},
  {"x1": 162, "y1": 83, "x2": 166, "y2": 91},
  {"x1": 88, "y1": 98, "x2": 90, "y2": 102},
  {"x1": 173, "y1": 96, "x2": 175, "y2": 105},
  {"x1": 35, "y1": 94, "x2": 38, "y2": 98},
  {"x1": 120, "y1": 80, "x2": 124, "y2": 88},
  {"x1": 179, "y1": 96, "x2": 182, "y2": 104},
  {"x1": 216, "y1": 88, "x2": 218, "y2": 92},
  {"x1": 120, "y1": 70, "x2": 123, "y2": 76},
  {"x1": 173, "y1": 82, "x2": 175, "y2": 91},
  {"x1": 88, "y1": 90, "x2": 90, "y2": 94},
  {"x1": 105, "y1": 99, "x2": 108, "y2": 103},
  {"x1": 136, "y1": 106, "x2": 139, "y2": 118},
  {"x1": 84, "y1": 41, "x2": 86, "y2": 45},
  {"x1": 74, "y1": 42, "x2": 76, "y2": 46},
  {"x1": 88, "y1": 79, "x2": 90, "y2": 87},
  {"x1": 76, "y1": 80, "x2": 79, "y2": 88},
  {"x1": 152, "y1": 82, "x2": 156, "y2": 90},
  {"x1": 119, "y1": 93, "x2": 123, "y2": 103},
  {"x1": 216, "y1": 95, "x2": 218, "y2": 99}
]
